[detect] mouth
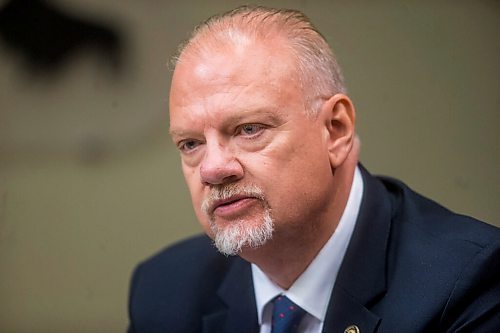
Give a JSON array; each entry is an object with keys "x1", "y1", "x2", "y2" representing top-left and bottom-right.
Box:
[{"x1": 210, "y1": 195, "x2": 258, "y2": 218}]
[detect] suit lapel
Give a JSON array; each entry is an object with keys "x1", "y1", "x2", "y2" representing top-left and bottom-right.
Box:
[
  {"x1": 202, "y1": 257, "x2": 259, "y2": 333},
  {"x1": 323, "y1": 285, "x2": 381, "y2": 332},
  {"x1": 323, "y1": 165, "x2": 394, "y2": 332}
]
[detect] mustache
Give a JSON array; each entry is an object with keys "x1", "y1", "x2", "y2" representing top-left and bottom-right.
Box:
[{"x1": 201, "y1": 184, "x2": 265, "y2": 215}]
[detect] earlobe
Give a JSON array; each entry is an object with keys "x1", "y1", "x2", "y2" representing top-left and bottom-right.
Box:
[{"x1": 321, "y1": 94, "x2": 356, "y2": 168}]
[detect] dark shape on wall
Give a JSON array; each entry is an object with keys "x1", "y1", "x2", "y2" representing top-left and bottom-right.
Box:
[{"x1": 0, "y1": 0, "x2": 124, "y2": 76}]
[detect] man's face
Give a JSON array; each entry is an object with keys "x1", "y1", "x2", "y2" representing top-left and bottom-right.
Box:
[{"x1": 169, "y1": 39, "x2": 337, "y2": 255}]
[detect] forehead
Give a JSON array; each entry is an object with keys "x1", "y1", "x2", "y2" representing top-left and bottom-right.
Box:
[
  {"x1": 177, "y1": 34, "x2": 300, "y2": 89},
  {"x1": 169, "y1": 37, "x2": 304, "y2": 124}
]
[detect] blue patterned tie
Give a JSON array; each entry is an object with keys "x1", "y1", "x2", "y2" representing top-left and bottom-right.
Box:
[{"x1": 271, "y1": 295, "x2": 307, "y2": 333}]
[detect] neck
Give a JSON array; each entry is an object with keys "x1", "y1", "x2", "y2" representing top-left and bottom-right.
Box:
[{"x1": 239, "y1": 165, "x2": 356, "y2": 289}]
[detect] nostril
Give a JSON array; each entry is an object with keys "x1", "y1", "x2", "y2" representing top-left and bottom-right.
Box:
[
  {"x1": 199, "y1": 160, "x2": 244, "y2": 186},
  {"x1": 199, "y1": 141, "x2": 244, "y2": 185},
  {"x1": 222, "y1": 174, "x2": 240, "y2": 183}
]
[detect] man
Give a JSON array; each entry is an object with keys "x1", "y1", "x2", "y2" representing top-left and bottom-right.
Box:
[{"x1": 128, "y1": 6, "x2": 500, "y2": 333}]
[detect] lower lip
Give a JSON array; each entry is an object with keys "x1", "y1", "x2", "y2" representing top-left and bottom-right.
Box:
[{"x1": 213, "y1": 197, "x2": 259, "y2": 218}]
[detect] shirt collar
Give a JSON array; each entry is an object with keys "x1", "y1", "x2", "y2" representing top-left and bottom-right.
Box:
[{"x1": 252, "y1": 166, "x2": 364, "y2": 324}]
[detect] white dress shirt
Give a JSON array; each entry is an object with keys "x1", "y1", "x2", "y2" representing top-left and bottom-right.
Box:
[{"x1": 252, "y1": 166, "x2": 364, "y2": 333}]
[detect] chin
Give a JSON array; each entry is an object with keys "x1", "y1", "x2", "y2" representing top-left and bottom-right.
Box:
[{"x1": 210, "y1": 212, "x2": 274, "y2": 256}]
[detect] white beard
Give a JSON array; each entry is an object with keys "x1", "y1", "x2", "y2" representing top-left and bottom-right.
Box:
[
  {"x1": 201, "y1": 184, "x2": 274, "y2": 256},
  {"x1": 210, "y1": 208, "x2": 274, "y2": 256}
]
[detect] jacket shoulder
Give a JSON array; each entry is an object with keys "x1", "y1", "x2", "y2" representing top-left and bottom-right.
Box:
[
  {"x1": 378, "y1": 175, "x2": 499, "y2": 246},
  {"x1": 128, "y1": 235, "x2": 235, "y2": 333},
  {"x1": 374, "y1": 175, "x2": 500, "y2": 330}
]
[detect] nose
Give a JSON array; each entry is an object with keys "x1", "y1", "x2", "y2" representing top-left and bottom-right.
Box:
[{"x1": 199, "y1": 141, "x2": 244, "y2": 185}]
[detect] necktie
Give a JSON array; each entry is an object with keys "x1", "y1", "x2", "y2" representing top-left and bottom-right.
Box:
[{"x1": 271, "y1": 295, "x2": 307, "y2": 333}]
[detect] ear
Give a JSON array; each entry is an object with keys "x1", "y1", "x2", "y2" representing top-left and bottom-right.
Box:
[{"x1": 320, "y1": 94, "x2": 356, "y2": 168}]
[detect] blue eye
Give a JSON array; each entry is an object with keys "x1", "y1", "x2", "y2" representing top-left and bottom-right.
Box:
[
  {"x1": 240, "y1": 124, "x2": 263, "y2": 136},
  {"x1": 179, "y1": 140, "x2": 200, "y2": 152}
]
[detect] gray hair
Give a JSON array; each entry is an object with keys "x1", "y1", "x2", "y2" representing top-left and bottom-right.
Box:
[{"x1": 172, "y1": 5, "x2": 346, "y2": 114}]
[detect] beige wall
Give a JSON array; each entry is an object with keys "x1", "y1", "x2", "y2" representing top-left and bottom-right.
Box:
[{"x1": 0, "y1": 1, "x2": 498, "y2": 332}]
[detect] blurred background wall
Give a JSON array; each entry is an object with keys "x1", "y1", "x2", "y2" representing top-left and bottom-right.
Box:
[{"x1": 0, "y1": 0, "x2": 498, "y2": 332}]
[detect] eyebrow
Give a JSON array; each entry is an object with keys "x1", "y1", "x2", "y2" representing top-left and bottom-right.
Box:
[
  {"x1": 169, "y1": 107, "x2": 285, "y2": 138},
  {"x1": 220, "y1": 107, "x2": 284, "y2": 125}
]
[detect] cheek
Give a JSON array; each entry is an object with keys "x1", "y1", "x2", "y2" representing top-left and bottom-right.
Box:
[
  {"x1": 256, "y1": 129, "x2": 328, "y2": 178},
  {"x1": 182, "y1": 165, "x2": 204, "y2": 211},
  {"x1": 182, "y1": 162, "x2": 200, "y2": 188},
  {"x1": 187, "y1": 183, "x2": 213, "y2": 236},
  {"x1": 182, "y1": 163, "x2": 214, "y2": 230},
  {"x1": 248, "y1": 132, "x2": 331, "y2": 209}
]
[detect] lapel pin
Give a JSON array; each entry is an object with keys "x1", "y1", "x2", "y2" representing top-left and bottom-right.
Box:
[{"x1": 344, "y1": 325, "x2": 360, "y2": 333}]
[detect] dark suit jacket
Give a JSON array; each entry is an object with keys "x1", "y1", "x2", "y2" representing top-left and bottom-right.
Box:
[{"x1": 128, "y1": 166, "x2": 500, "y2": 332}]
